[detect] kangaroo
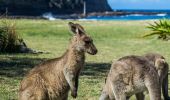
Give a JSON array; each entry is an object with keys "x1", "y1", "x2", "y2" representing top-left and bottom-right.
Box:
[
  {"x1": 19, "y1": 22, "x2": 97, "y2": 100},
  {"x1": 99, "y1": 55, "x2": 161, "y2": 100},
  {"x1": 134, "y1": 53, "x2": 170, "y2": 100}
]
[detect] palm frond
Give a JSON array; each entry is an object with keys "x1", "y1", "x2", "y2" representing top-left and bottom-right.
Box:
[
  {"x1": 142, "y1": 32, "x2": 162, "y2": 37},
  {"x1": 144, "y1": 19, "x2": 170, "y2": 40}
]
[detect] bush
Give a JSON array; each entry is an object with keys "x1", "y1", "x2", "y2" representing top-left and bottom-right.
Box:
[
  {"x1": 143, "y1": 19, "x2": 170, "y2": 40},
  {"x1": 0, "y1": 19, "x2": 29, "y2": 53}
]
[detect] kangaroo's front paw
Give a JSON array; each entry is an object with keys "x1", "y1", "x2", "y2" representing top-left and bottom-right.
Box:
[{"x1": 71, "y1": 90, "x2": 77, "y2": 98}]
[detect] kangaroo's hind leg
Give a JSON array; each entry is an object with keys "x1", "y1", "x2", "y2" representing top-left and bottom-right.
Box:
[
  {"x1": 111, "y1": 82, "x2": 126, "y2": 100},
  {"x1": 145, "y1": 74, "x2": 161, "y2": 100}
]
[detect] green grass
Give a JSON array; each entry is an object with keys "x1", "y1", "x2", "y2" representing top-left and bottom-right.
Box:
[{"x1": 0, "y1": 19, "x2": 170, "y2": 100}]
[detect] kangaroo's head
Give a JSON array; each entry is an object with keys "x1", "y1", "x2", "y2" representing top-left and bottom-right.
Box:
[
  {"x1": 68, "y1": 22, "x2": 97, "y2": 55},
  {"x1": 144, "y1": 53, "x2": 167, "y2": 70}
]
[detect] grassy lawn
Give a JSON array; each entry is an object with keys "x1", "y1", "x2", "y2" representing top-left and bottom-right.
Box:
[{"x1": 0, "y1": 19, "x2": 170, "y2": 100}]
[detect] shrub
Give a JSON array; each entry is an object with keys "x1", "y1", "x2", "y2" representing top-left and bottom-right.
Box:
[
  {"x1": 0, "y1": 19, "x2": 28, "y2": 53},
  {"x1": 143, "y1": 19, "x2": 170, "y2": 40}
]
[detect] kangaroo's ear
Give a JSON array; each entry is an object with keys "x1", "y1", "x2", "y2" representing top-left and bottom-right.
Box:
[
  {"x1": 68, "y1": 22, "x2": 77, "y2": 34},
  {"x1": 68, "y1": 22, "x2": 85, "y2": 35}
]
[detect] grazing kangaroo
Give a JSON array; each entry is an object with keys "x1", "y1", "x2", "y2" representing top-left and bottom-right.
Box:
[
  {"x1": 99, "y1": 55, "x2": 161, "y2": 100},
  {"x1": 19, "y1": 22, "x2": 97, "y2": 100},
  {"x1": 134, "y1": 53, "x2": 170, "y2": 100}
]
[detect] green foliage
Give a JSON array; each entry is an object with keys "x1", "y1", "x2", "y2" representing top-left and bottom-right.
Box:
[
  {"x1": 143, "y1": 19, "x2": 170, "y2": 40},
  {"x1": 0, "y1": 19, "x2": 24, "y2": 52}
]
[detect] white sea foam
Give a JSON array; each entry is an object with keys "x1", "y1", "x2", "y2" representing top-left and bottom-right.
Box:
[
  {"x1": 42, "y1": 12, "x2": 56, "y2": 21},
  {"x1": 127, "y1": 14, "x2": 144, "y2": 16},
  {"x1": 156, "y1": 13, "x2": 167, "y2": 16},
  {"x1": 78, "y1": 18, "x2": 98, "y2": 21}
]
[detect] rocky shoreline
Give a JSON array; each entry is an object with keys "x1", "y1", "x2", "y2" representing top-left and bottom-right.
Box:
[{"x1": 1, "y1": 11, "x2": 169, "y2": 20}]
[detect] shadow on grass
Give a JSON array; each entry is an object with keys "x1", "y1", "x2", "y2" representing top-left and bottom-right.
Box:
[
  {"x1": 0, "y1": 56, "x2": 111, "y2": 78},
  {"x1": 82, "y1": 63, "x2": 111, "y2": 77},
  {"x1": 0, "y1": 57, "x2": 46, "y2": 78}
]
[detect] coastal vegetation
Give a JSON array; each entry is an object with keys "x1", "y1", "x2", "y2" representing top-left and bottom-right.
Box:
[
  {"x1": 0, "y1": 19, "x2": 170, "y2": 100},
  {"x1": 143, "y1": 19, "x2": 170, "y2": 40},
  {"x1": 0, "y1": 19, "x2": 21, "y2": 52},
  {"x1": 0, "y1": 19, "x2": 34, "y2": 53}
]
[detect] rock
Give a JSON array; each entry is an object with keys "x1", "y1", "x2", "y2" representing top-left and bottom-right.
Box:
[
  {"x1": 0, "y1": 0, "x2": 112, "y2": 16},
  {"x1": 86, "y1": 0, "x2": 112, "y2": 12}
]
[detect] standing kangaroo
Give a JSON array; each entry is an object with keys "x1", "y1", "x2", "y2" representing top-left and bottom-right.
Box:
[
  {"x1": 19, "y1": 22, "x2": 97, "y2": 100},
  {"x1": 134, "y1": 53, "x2": 170, "y2": 100},
  {"x1": 99, "y1": 55, "x2": 161, "y2": 100}
]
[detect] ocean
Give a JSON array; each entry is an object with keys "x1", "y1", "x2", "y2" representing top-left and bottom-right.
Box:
[{"x1": 84, "y1": 9, "x2": 170, "y2": 20}]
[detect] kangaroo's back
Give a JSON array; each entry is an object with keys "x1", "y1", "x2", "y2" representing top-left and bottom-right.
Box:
[{"x1": 100, "y1": 55, "x2": 161, "y2": 100}]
